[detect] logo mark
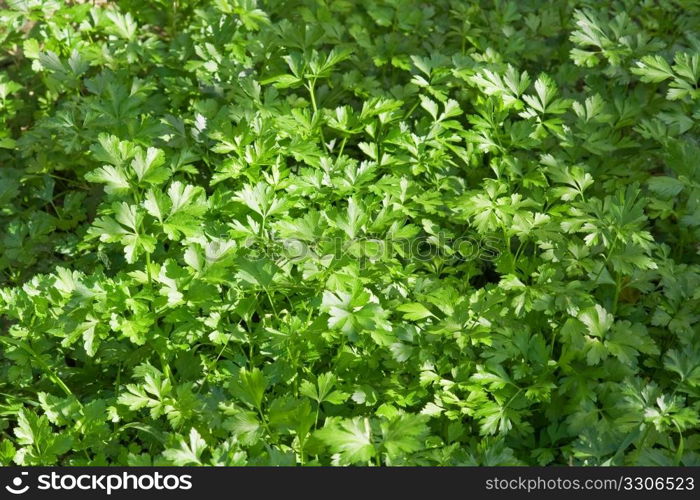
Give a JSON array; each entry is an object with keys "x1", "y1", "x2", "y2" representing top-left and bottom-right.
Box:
[{"x1": 6, "y1": 472, "x2": 29, "y2": 495}]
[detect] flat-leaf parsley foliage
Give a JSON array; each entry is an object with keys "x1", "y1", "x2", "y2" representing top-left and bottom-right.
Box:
[{"x1": 0, "y1": 0, "x2": 699, "y2": 466}]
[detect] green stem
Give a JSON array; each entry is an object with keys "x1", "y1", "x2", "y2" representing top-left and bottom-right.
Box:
[
  {"x1": 549, "y1": 327, "x2": 558, "y2": 357},
  {"x1": 674, "y1": 421, "x2": 685, "y2": 465},
  {"x1": 197, "y1": 330, "x2": 234, "y2": 394},
  {"x1": 145, "y1": 252, "x2": 152, "y2": 283},
  {"x1": 257, "y1": 407, "x2": 273, "y2": 437},
  {"x1": 263, "y1": 286, "x2": 279, "y2": 320},
  {"x1": 611, "y1": 273, "x2": 622, "y2": 315},
  {"x1": 308, "y1": 80, "x2": 328, "y2": 153},
  {"x1": 512, "y1": 240, "x2": 526, "y2": 267},
  {"x1": 404, "y1": 99, "x2": 421, "y2": 120},
  {"x1": 503, "y1": 387, "x2": 523, "y2": 411},
  {"x1": 0, "y1": 337, "x2": 78, "y2": 403},
  {"x1": 308, "y1": 80, "x2": 317, "y2": 114},
  {"x1": 247, "y1": 330, "x2": 255, "y2": 366},
  {"x1": 375, "y1": 118, "x2": 383, "y2": 165},
  {"x1": 170, "y1": 0, "x2": 179, "y2": 37},
  {"x1": 338, "y1": 135, "x2": 348, "y2": 158},
  {"x1": 501, "y1": 226, "x2": 515, "y2": 273}
]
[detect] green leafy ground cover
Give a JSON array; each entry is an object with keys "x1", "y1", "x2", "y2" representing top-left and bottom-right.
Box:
[{"x1": 0, "y1": 0, "x2": 699, "y2": 466}]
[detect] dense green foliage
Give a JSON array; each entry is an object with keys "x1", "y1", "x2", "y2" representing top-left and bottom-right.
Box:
[{"x1": 1, "y1": 0, "x2": 700, "y2": 466}]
